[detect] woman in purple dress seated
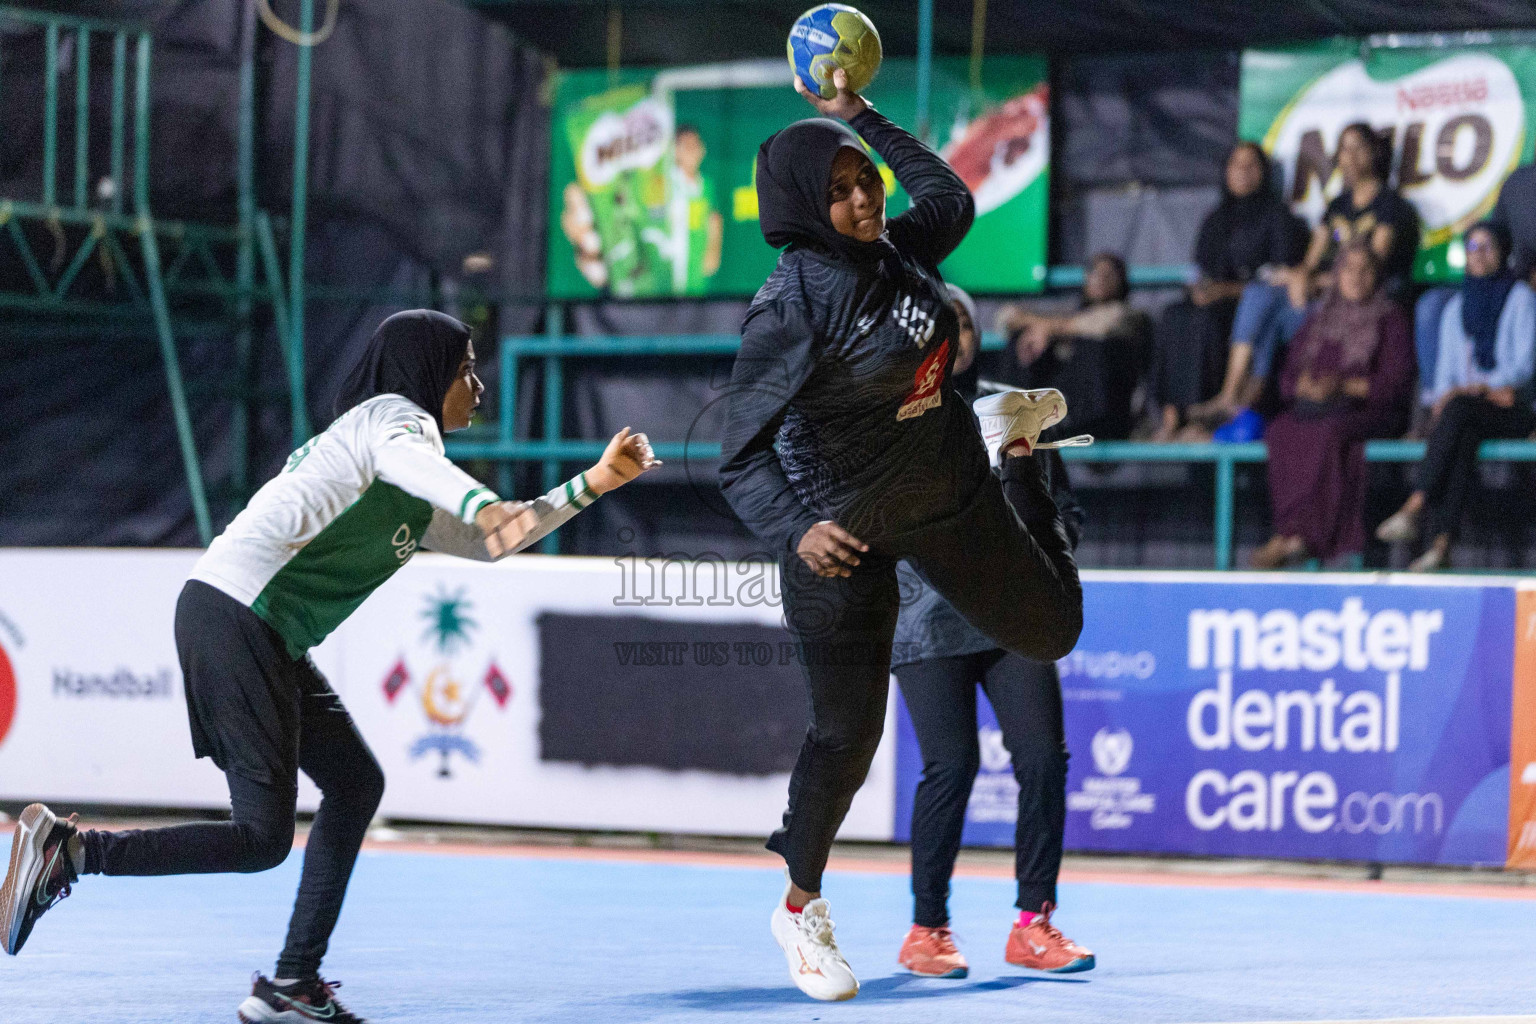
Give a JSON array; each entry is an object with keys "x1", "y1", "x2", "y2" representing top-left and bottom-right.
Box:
[{"x1": 1251, "y1": 242, "x2": 1415, "y2": 569}]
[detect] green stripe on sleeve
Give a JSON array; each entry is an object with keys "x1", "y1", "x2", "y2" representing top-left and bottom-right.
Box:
[
  {"x1": 574, "y1": 471, "x2": 595, "y2": 509},
  {"x1": 468, "y1": 493, "x2": 498, "y2": 520},
  {"x1": 458, "y1": 485, "x2": 493, "y2": 522}
]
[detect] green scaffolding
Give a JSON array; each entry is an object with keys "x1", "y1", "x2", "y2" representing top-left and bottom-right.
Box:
[{"x1": 0, "y1": 3, "x2": 314, "y2": 544}]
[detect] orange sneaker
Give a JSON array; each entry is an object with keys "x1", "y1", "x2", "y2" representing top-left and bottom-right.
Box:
[
  {"x1": 898, "y1": 924, "x2": 968, "y2": 978},
  {"x1": 1005, "y1": 903, "x2": 1095, "y2": 973}
]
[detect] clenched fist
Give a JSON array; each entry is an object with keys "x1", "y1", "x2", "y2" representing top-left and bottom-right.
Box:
[{"x1": 587, "y1": 427, "x2": 662, "y2": 495}]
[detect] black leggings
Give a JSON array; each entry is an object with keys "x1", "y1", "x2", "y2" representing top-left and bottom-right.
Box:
[
  {"x1": 770, "y1": 456, "x2": 1081, "y2": 893},
  {"x1": 77, "y1": 583, "x2": 384, "y2": 981},
  {"x1": 894, "y1": 651, "x2": 1066, "y2": 927},
  {"x1": 1417, "y1": 394, "x2": 1536, "y2": 539}
]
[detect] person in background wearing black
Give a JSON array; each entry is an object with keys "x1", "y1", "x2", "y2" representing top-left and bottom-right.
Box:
[
  {"x1": 997, "y1": 254, "x2": 1149, "y2": 441},
  {"x1": 719, "y1": 69, "x2": 1086, "y2": 1002},
  {"x1": 893, "y1": 284, "x2": 1093, "y2": 980},
  {"x1": 1191, "y1": 124, "x2": 1417, "y2": 428},
  {"x1": 1151, "y1": 142, "x2": 1304, "y2": 441}
]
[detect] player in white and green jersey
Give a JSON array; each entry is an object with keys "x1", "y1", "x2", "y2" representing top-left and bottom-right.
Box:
[{"x1": 0, "y1": 310, "x2": 659, "y2": 1024}]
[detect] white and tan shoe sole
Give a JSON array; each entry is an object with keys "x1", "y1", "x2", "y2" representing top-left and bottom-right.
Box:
[{"x1": 1, "y1": 803, "x2": 56, "y2": 955}]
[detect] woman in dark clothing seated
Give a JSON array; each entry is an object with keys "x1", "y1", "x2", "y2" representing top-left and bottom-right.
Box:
[
  {"x1": 1376, "y1": 221, "x2": 1536, "y2": 571},
  {"x1": 997, "y1": 254, "x2": 1149, "y2": 440},
  {"x1": 1151, "y1": 142, "x2": 1304, "y2": 441},
  {"x1": 1251, "y1": 242, "x2": 1414, "y2": 569},
  {"x1": 1192, "y1": 124, "x2": 1418, "y2": 430}
]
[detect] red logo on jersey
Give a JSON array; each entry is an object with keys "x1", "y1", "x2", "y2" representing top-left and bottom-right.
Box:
[{"x1": 897, "y1": 338, "x2": 951, "y2": 421}]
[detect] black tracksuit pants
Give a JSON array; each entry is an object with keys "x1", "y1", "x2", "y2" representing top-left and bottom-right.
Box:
[
  {"x1": 77, "y1": 581, "x2": 383, "y2": 981},
  {"x1": 769, "y1": 455, "x2": 1081, "y2": 894},
  {"x1": 894, "y1": 650, "x2": 1066, "y2": 927},
  {"x1": 1417, "y1": 394, "x2": 1536, "y2": 540}
]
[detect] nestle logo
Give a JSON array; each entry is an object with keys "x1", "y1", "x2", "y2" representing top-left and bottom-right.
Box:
[
  {"x1": 1396, "y1": 77, "x2": 1488, "y2": 111},
  {"x1": 52, "y1": 667, "x2": 174, "y2": 699}
]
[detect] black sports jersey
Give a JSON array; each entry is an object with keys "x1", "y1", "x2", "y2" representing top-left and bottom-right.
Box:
[{"x1": 719, "y1": 108, "x2": 983, "y2": 549}]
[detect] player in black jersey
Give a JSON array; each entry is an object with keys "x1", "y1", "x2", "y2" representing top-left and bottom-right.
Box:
[{"x1": 719, "y1": 69, "x2": 1087, "y2": 1001}]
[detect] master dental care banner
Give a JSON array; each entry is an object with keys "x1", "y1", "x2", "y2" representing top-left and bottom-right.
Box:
[
  {"x1": 548, "y1": 56, "x2": 1049, "y2": 299},
  {"x1": 1, "y1": 551, "x2": 1526, "y2": 867},
  {"x1": 1240, "y1": 39, "x2": 1536, "y2": 282},
  {"x1": 896, "y1": 576, "x2": 1518, "y2": 867}
]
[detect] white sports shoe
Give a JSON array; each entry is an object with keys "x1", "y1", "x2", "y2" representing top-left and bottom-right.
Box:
[
  {"x1": 770, "y1": 878, "x2": 859, "y2": 1001},
  {"x1": 972, "y1": 388, "x2": 1094, "y2": 467}
]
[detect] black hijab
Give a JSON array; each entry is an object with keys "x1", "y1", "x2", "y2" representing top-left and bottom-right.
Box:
[
  {"x1": 756, "y1": 117, "x2": 899, "y2": 272},
  {"x1": 333, "y1": 309, "x2": 470, "y2": 432},
  {"x1": 1461, "y1": 220, "x2": 1517, "y2": 372},
  {"x1": 1194, "y1": 142, "x2": 1291, "y2": 281}
]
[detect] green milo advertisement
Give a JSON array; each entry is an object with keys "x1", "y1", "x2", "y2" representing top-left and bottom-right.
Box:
[
  {"x1": 1241, "y1": 40, "x2": 1536, "y2": 282},
  {"x1": 548, "y1": 57, "x2": 1050, "y2": 299}
]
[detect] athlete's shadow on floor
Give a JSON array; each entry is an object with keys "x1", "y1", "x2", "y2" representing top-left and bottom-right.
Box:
[{"x1": 661, "y1": 972, "x2": 1088, "y2": 1009}]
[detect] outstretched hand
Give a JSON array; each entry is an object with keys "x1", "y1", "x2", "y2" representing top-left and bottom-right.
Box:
[
  {"x1": 587, "y1": 426, "x2": 662, "y2": 495},
  {"x1": 794, "y1": 66, "x2": 869, "y2": 122}
]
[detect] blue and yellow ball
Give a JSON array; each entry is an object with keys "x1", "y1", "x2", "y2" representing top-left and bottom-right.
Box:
[{"x1": 787, "y1": 4, "x2": 882, "y2": 100}]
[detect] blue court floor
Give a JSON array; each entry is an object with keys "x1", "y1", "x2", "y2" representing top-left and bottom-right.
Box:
[{"x1": 3, "y1": 844, "x2": 1535, "y2": 1024}]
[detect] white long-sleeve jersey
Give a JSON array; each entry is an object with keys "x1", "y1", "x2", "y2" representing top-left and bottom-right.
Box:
[{"x1": 191, "y1": 393, "x2": 596, "y2": 657}]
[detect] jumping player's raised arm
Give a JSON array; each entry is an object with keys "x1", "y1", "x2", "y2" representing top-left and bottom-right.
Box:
[
  {"x1": 848, "y1": 107, "x2": 974, "y2": 269},
  {"x1": 791, "y1": 67, "x2": 973, "y2": 270},
  {"x1": 719, "y1": 301, "x2": 823, "y2": 554}
]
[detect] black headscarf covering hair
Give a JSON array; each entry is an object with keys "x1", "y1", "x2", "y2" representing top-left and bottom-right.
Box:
[
  {"x1": 333, "y1": 309, "x2": 470, "y2": 431},
  {"x1": 1461, "y1": 220, "x2": 1517, "y2": 372},
  {"x1": 1193, "y1": 141, "x2": 1288, "y2": 281},
  {"x1": 756, "y1": 117, "x2": 899, "y2": 272}
]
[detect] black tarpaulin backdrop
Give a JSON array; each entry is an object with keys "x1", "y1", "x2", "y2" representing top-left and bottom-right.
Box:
[
  {"x1": 479, "y1": 0, "x2": 1536, "y2": 65},
  {"x1": 0, "y1": 0, "x2": 547, "y2": 544},
  {"x1": 5, "y1": 0, "x2": 1536, "y2": 564}
]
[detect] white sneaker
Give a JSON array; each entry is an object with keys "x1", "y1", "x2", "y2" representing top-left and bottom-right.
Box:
[
  {"x1": 770, "y1": 879, "x2": 858, "y2": 1001},
  {"x1": 972, "y1": 388, "x2": 1093, "y2": 467}
]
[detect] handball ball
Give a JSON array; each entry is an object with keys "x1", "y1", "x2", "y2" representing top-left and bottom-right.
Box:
[{"x1": 787, "y1": 4, "x2": 882, "y2": 100}]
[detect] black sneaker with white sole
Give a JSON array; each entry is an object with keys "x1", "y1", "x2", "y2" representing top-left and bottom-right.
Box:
[
  {"x1": 237, "y1": 974, "x2": 368, "y2": 1023},
  {"x1": 1, "y1": 802, "x2": 80, "y2": 955}
]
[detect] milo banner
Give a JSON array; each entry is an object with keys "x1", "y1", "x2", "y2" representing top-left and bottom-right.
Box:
[
  {"x1": 1240, "y1": 39, "x2": 1536, "y2": 282},
  {"x1": 548, "y1": 56, "x2": 1050, "y2": 299},
  {"x1": 895, "y1": 577, "x2": 1518, "y2": 866}
]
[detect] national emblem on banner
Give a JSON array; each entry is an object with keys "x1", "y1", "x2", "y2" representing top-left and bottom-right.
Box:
[{"x1": 381, "y1": 588, "x2": 513, "y2": 778}]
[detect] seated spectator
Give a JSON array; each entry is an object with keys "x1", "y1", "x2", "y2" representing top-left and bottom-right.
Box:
[
  {"x1": 1491, "y1": 161, "x2": 1536, "y2": 285},
  {"x1": 1251, "y1": 243, "x2": 1414, "y2": 569},
  {"x1": 997, "y1": 253, "x2": 1148, "y2": 440},
  {"x1": 1376, "y1": 221, "x2": 1536, "y2": 571},
  {"x1": 1413, "y1": 164, "x2": 1536, "y2": 420},
  {"x1": 1191, "y1": 124, "x2": 1418, "y2": 431},
  {"x1": 1150, "y1": 142, "x2": 1305, "y2": 441}
]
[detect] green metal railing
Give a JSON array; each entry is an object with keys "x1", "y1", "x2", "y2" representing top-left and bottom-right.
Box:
[
  {"x1": 442, "y1": 332, "x2": 1536, "y2": 566},
  {"x1": 0, "y1": 4, "x2": 311, "y2": 542},
  {"x1": 0, "y1": 8, "x2": 217, "y2": 542}
]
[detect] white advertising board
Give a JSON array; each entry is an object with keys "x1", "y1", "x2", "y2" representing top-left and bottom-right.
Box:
[{"x1": 0, "y1": 549, "x2": 893, "y2": 839}]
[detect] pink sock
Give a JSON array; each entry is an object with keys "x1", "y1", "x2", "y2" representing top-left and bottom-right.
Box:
[{"x1": 1017, "y1": 910, "x2": 1039, "y2": 928}]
